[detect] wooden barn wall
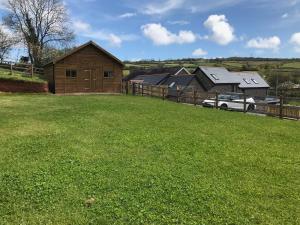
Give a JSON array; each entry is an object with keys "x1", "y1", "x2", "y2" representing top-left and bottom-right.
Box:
[{"x1": 54, "y1": 45, "x2": 122, "y2": 94}]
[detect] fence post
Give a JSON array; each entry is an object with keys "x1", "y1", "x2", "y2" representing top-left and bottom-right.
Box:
[
  {"x1": 243, "y1": 93, "x2": 247, "y2": 113},
  {"x1": 125, "y1": 82, "x2": 129, "y2": 95},
  {"x1": 141, "y1": 84, "x2": 144, "y2": 96},
  {"x1": 31, "y1": 64, "x2": 34, "y2": 78},
  {"x1": 279, "y1": 95, "x2": 283, "y2": 119},
  {"x1": 215, "y1": 92, "x2": 219, "y2": 109},
  {"x1": 176, "y1": 86, "x2": 180, "y2": 103},
  {"x1": 150, "y1": 86, "x2": 153, "y2": 97},
  {"x1": 162, "y1": 87, "x2": 165, "y2": 100},
  {"x1": 132, "y1": 82, "x2": 136, "y2": 96},
  {"x1": 193, "y1": 89, "x2": 197, "y2": 106},
  {"x1": 10, "y1": 63, "x2": 13, "y2": 75}
]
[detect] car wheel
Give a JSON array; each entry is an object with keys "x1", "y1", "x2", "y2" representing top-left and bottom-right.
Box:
[
  {"x1": 220, "y1": 104, "x2": 228, "y2": 110},
  {"x1": 247, "y1": 104, "x2": 255, "y2": 111}
]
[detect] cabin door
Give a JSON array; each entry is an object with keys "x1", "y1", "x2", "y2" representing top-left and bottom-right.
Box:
[{"x1": 81, "y1": 69, "x2": 97, "y2": 92}]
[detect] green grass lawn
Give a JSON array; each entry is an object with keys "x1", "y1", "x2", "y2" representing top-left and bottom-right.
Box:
[
  {"x1": 288, "y1": 101, "x2": 300, "y2": 106},
  {"x1": 0, "y1": 94, "x2": 299, "y2": 225},
  {"x1": 0, "y1": 68, "x2": 46, "y2": 83}
]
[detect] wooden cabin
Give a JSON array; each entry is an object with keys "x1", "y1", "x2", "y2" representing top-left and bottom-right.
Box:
[{"x1": 44, "y1": 41, "x2": 124, "y2": 94}]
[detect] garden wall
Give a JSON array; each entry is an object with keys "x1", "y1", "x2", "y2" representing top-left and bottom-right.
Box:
[{"x1": 0, "y1": 79, "x2": 48, "y2": 93}]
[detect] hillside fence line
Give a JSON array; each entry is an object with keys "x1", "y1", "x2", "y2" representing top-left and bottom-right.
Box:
[
  {"x1": 123, "y1": 82, "x2": 300, "y2": 121},
  {"x1": 0, "y1": 60, "x2": 44, "y2": 78}
]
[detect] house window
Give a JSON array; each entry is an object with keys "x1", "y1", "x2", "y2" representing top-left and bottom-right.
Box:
[
  {"x1": 104, "y1": 71, "x2": 114, "y2": 78},
  {"x1": 211, "y1": 74, "x2": 219, "y2": 80},
  {"x1": 66, "y1": 69, "x2": 77, "y2": 79},
  {"x1": 251, "y1": 78, "x2": 259, "y2": 84},
  {"x1": 243, "y1": 78, "x2": 251, "y2": 84}
]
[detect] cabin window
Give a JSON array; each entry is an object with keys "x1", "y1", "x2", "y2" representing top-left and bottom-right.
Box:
[
  {"x1": 211, "y1": 74, "x2": 219, "y2": 80},
  {"x1": 251, "y1": 78, "x2": 259, "y2": 84},
  {"x1": 66, "y1": 69, "x2": 77, "y2": 79},
  {"x1": 104, "y1": 71, "x2": 114, "y2": 78}
]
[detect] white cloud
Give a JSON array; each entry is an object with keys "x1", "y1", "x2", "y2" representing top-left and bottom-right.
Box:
[
  {"x1": 247, "y1": 36, "x2": 281, "y2": 50},
  {"x1": 189, "y1": 0, "x2": 243, "y2": 13},
  {"x1": 0, "y1": 0, "x2": 8, "y2": 10},
  {"x1": 204, "y1": 15, "x2": 235, "y2": 45},
  {"x1": 108, "y1": 34, "x2": 122, "y2": 47},
  {"x1": 141, "y1": 23, "x2": 196, "y2": 45},
  {"x1": 127, "y1": 0, "x2": 300, "y2": 16},
  {"x1": 290, "y1": 32, "x2": 300, "y2": 45},
  {"x1": 290, "y1": 32, "x2": 300, "y2": 52},
  {"x1": 143, "y1": 0, "x2": 184, "y2": 15},
  {"x1": 192, "y1": 48, "x2": 208, "y2": 57},
  {"x1": 0, "y1": 23, "x2": 18, "y2": 40},
  {"x1": 73, "y1": 20, "x2": 138, "y2": 47},
  {"x1": 167, "y1": 20, "x2": 190, "y2": 25},
  {"x1": 134, "y1": 0, "x2": 243, "y2": 15},
  {"x1": 128, "y1": 58, "x2": 142, "y2": 62},
  {"x1": 119, "y1": 12, "x2": 137, "y2": 18},
  {"x1": 73, "y1": 20, "x2": 91, "y2": 32},
  {"x1": 289, "y1": 0, "x2": 299, "y2": 6},
  {"x1": 282, "y1": 13, "x2": 289, "y2": 19}
]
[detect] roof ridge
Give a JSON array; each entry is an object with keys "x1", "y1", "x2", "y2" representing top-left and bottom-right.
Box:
[{"x1": 44, "y1": 41, "x2": 124, "y2": 67}]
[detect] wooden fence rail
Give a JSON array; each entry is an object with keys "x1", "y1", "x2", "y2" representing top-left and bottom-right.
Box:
[
  {"x1": 123, "y1": 82, "x2": 300, "y2": 121},
  {"x1": 0, "y1": 60, "x2": 44, "y2": 77}
]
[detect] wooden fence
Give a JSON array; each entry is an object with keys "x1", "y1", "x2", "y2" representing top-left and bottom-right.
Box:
[
  {"x1": 123, "y1": 82, "x2": 300, "y2": 121},
  {"x1": 0, "y1": 60, "x2": 44, "y2": 77}
]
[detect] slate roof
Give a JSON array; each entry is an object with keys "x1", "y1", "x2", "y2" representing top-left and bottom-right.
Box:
[
  {"x1": 124, "y1": 67, "x2": 188, "y2": 81},
  {"x1": 131, "y1": 73, "x2": 170, "y2": 85},
  {"x1": 231, "y1": 72, "x2": 270, "y2": 89},
  {"x1": 196, "y1": 66, "x2": 241, "y2": 84},
  {"x1": 195, "y1": 66, "x2": 269, "y2": 89},
  {"x1": 162, "y1": 75, "x2": 195, "y2": 87}
]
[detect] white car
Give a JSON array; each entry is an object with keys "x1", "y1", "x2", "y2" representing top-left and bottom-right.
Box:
[{"x1": 203, "y1": 93, "x2": 256, "y2": 111}]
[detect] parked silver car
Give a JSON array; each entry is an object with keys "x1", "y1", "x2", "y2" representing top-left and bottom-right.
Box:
[{"x1": 203, "y1": 93, "x2": 256, "y2": 111}]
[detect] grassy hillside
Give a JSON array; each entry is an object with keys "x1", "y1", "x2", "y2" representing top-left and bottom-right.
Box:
[
  {"x1": 125, "y1": 59, "x2": 300, "y2": 71},
  {"x1": 0, "y1": 68, "x2": 46, "y2": 83},
  {"x1": 0, "y1": 95, "x2": 299, "y2": 224}
]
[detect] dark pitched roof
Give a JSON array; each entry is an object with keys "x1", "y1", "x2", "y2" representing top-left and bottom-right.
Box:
[
  {"x1": 231, "y1": 72, "x2": 270, "y2": 88},
  {"x1": 162, "y1": 75, "x2": 195, "y2": 87},
  {"x1": 195, "y1": 66, "x2": 241, "y2": 84},
  {"x1": 44, "y1": 41, "x2": 124, "y2": 67},
  {"x1": 194, "y1": 66, "x2": 270, "y2": 89},
  {"x1": 124, "y1": 67, "x2": 188, "y2": 81},
  {"x1": 131, "y1": 73, "x2": 170, "y2": 85}
]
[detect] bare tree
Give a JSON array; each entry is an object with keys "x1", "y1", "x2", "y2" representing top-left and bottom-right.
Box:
[
  {"x1": 0, "y1": 27, "x2": 15, "y2": 62},
  {"x1": 42, "y1": 45, "x2": 76, "y2": 63},
  {"x1": 4, "y1": 0, "x2": 74, "y2": 66}
]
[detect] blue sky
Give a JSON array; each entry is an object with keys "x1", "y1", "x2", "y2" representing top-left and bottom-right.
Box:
[{"x1": 1, "y1": 0, "x2": 300, "y2": 60}]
